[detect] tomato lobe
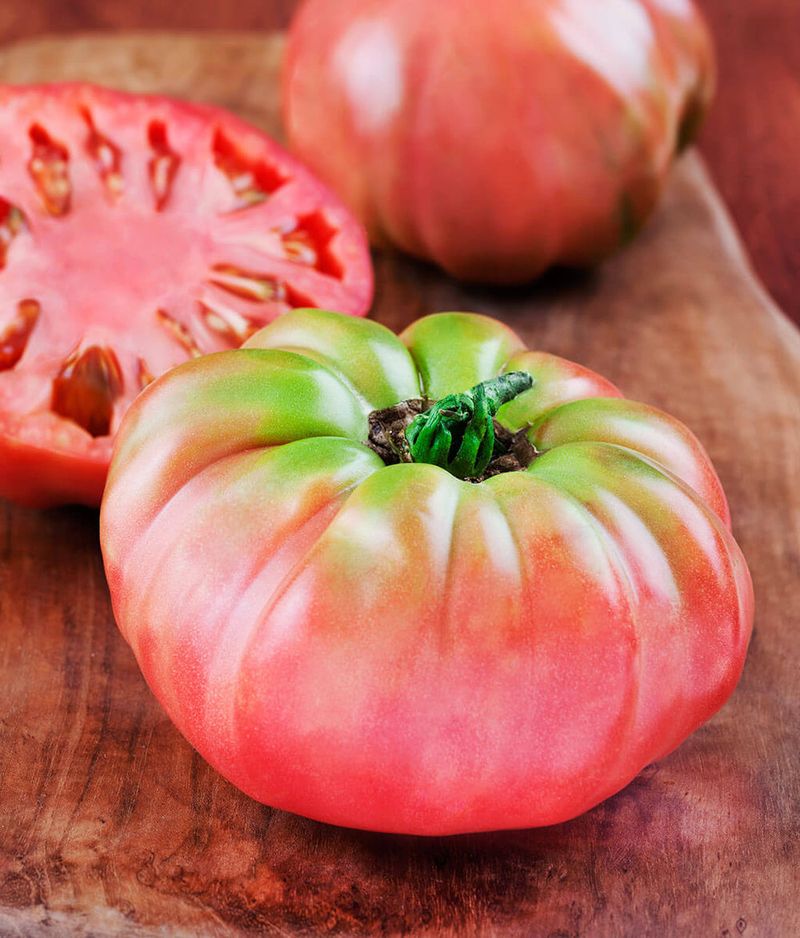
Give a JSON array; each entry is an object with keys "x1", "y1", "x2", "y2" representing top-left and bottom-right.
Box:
[{"x1": 0, "y1": 200, "x2": 26, "y2": 269}]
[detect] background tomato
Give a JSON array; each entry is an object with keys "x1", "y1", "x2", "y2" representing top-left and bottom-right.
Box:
[
  {"x1": 283, "y1": 0, "x2": 714, "y2": 283},
  {"x1": 0, "y1": 83, "x2": 372, "y2": 508},
  {"x1": 101, "y1": 309, "x2": 752, "y2": 835}
]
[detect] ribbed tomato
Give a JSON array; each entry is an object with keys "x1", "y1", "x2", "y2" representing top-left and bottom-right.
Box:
[
  {"x1": 0, "y1": 83, "x2": 372, "y2": 508},
  {"x1": 283, "y1": 0, "x2": 714, "y2": 282},
  {"x1": 101, "y1": 309, "x2": 753, "y2": 835}
]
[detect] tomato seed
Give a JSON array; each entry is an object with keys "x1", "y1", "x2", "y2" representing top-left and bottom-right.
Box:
[
  {"x1": 199, "y1": 301, "x2": 259, "y2": 345},
  {"x1": 147, "y1": 121, "x2": 180, "y2": 211},
  {"x1": 137, "y1": 357, "x2": 154, "y2": 389},
  {"x1": 0, "y1": 299, "x2": 40, "y2": 371},
  {"x1": 51, "y1": 345, "x2": 124, "y2": 437},
  {"x1": 28, "y1": 124, "x2": 71, "y2": 216},
  {"x1": 282, "y1": 228, "x2": 318, "y2": 267},
  {"x1": 212, "y1": 129, "x2": 286, "y2": 210},
  {"x1": 208, "y1": 264, "x2": 287, "y2": 304},
  {"x1": 281, "y1": 212, "x2": 343, "y2": 278},
  {"x1": 155, "y1": 309, "x2": 202, "y2": 357},
  {"x1": 83, "y1": 110, "x2": 124, "y2": 199}
]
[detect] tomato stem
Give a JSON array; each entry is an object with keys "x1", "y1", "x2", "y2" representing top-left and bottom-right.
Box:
[{"x1": 405, "y1": 372, "x2": 533, "y2": 479}]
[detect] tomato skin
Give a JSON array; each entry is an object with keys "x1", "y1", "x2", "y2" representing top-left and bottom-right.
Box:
[
  {"x1": 283, "y1": 0, "x2": 714, "y2": 282},
  {"x1": 0, "y1": 83, "x2": 372, "y2": 508},
  {"x1": 101, "y1": 309, "x2": 752, "y2": 835},
  {"x1": 0, "y1": 431, "x2": 107, "y2": 508}
]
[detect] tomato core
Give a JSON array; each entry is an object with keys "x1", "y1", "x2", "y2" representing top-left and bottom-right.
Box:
[{"x1": 36, "y1": 208, "x2": 210, "y2": 333}]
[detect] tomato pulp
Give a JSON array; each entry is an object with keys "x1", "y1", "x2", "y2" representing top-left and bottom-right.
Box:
[
  {"x1": 101, "y1": 309, "x2": 753, "y2": 835},
  {"x1": 0, "y1": 84, "x2": 372, "y2": 507}
]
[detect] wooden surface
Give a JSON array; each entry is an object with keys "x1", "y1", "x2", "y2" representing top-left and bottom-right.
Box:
[
  {"x1": 0, "y1": 1, "x2": 797, "y2": 329},
  {"x1": 1, "y1": 30, "x2": 800, "y2": 938},
  {"x1": 696, "y1": 0, "x2": 800, "y2": 328}
]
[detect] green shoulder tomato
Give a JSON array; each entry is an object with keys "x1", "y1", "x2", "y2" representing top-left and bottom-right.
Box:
[{"x1": 100, "y1": 309, "x2": 752, "y2": 835}]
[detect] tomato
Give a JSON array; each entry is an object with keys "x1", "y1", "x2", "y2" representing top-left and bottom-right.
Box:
[
  {"x1": 100, "y1": 308, "x2": 752, "y2": 835},
  {"x1": 283, "y1": 0, "x2": 714, "y2": 283},
  {"x1": 0, "y1": 83, "x2": 372, "y2": 508}
]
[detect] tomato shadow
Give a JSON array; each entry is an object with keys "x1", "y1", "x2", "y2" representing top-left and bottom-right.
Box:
[
  {"x1": 254, "y1": 717, "x2": 765, "y2": 933},
  {"x1": 252, "y1": 765, "x2": 670, "y2": 933},
  {"x1": 371, "y1": 245, "x2": 600, "y2": 334},
  {"x1": 1, "y1": 499, "x2": 105, "y2": 589}
]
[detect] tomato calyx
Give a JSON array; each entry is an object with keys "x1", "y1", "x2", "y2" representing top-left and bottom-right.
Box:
[
  {"x1": 408, "y1": 372, "x2": 534, "y2": 478},
  {"x1": 367, "y1": 397, "x2": 430, "y2": 466},
  {"x1": 366, "y1": 372, "x2": 537, "y2": 482}
]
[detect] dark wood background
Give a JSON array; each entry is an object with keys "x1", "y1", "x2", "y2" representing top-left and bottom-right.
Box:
[{"x1": 0, "y1": 1, "x2": 797, "y2": 326}]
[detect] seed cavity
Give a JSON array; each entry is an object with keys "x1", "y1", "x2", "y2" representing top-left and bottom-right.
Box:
[
  {"x1": 28, "y1": 124, "x2": 71, "y2": 216},
  {"x1": 51, "y1": 344, "x2": 124, "y2": 437},
  {"x1": 213, "y1": 129, "x2": 287, "y2": 210},
  {"x1": 148, "y1": 121, "x2": 180, "y2": 211},
  {"x1": 208, "y1": 264, "x2": 286, "y2": 304},
  {"x1": 0, "y1": 299, "x2": 40, "y2": 371},
  {"x1": 82, "y1": 109, "x2": 123, "y2": 199},
  {"x1": 156, "y1": 308, "x2": 202, "y2": 358},
  {"x1": 137, "y1": 357, "x2": 154, "y2": 389},
  {"x1": 284, "y1": 285, "x2": 316, "y2": 309},
  {"x1": 281, "y1": 225, "x2": 317, "y2": 267},
  {"x1": 0, "y1": 200, "x2": 27, "y2": 270},
  {"x1": 199, "y1": 300, "x2": 259, "y2": 346},
  {"x1": 279, "y1": 212, "x2": 343, "y2": 278}
]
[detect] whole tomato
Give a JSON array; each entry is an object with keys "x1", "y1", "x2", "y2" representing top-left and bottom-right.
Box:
[
  {"x1": 101, "y1": 309, "x2": 752, "y2": 835},
  {"x1": 283, "y1": 0, "x2": 714, "y2": 282}
]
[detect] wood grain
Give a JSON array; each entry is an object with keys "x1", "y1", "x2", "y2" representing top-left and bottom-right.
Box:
[
  {"x1": 1, "y1": 32, "x2": 799, "y2": 938},
  {"x1": 696, "y1": 0, "x2": 800, "y2": 328}
]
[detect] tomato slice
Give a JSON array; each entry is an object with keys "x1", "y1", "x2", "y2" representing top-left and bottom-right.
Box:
[{"x1": 0, "y1": 83, "x2": 373, "y2": 508}]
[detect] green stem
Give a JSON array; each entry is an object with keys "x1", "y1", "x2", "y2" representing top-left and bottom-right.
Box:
[{"x1": 405, "y1": 371, "x2": 533, "y2": 479}]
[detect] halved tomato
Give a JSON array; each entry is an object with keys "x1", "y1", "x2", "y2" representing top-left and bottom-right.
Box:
[{"x1": 0, "y1": 83, "x2": 373, "y2": 508}]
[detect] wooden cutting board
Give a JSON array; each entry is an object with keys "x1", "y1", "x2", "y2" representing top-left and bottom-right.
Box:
[{"x1": 1, "y1": 32, "x2": 798, "y2": 938}]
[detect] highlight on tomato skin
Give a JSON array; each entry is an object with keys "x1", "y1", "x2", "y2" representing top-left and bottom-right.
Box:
[
  {"x1": 100, "y1": 308, "x2": 753, "y2": 836},
  {"x1": 0, "y1": 82, "x2": 373, "y2": 509},
  {"x1": 283, "y1": 0, "x2": 715, "y2": 283}
]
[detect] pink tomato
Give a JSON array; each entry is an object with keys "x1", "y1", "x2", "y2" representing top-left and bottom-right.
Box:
[{"x1": 283, "y1": 0, "x2": 714, "y2": 282}]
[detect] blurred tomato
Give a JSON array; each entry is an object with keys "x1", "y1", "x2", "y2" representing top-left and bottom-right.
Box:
[{"x1": 283, "y1": 0, "x2": 714, "y2": 282}]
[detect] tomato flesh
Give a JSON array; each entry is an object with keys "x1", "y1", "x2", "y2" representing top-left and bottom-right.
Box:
[{"x1": 0, "y1": 83, "x2": 372, "y2": 507}]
